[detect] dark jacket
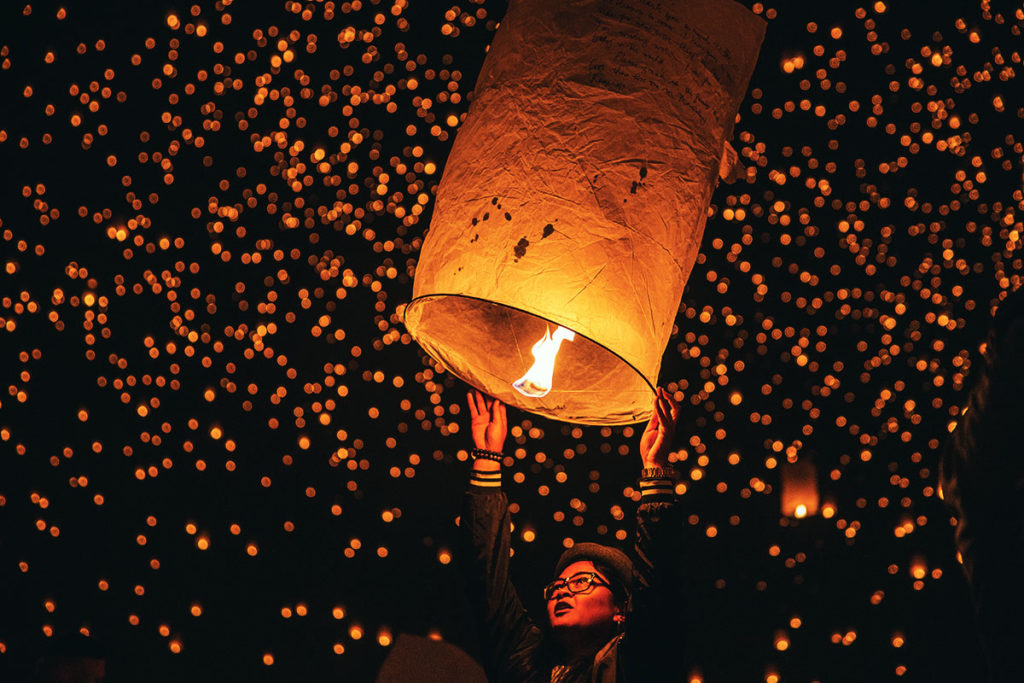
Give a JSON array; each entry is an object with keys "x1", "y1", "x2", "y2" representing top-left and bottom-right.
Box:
[
  {"x1": 458, "y1": 481, "x2": 686, "y2": 682},
  {"x1": 939, "y1": 292, "x2": 1024, "y2": 682}
]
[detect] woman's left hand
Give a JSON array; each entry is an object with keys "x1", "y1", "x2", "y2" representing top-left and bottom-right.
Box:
[{"x1": 639, "y1": 387, "x2": 680, "y2": 468}]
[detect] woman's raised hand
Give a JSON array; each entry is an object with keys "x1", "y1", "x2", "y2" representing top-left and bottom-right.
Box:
[
  {"x1": 466, "y1": 389, "x2": 507, "y2": 453},
  {"x1": 639, "y1": 387, "x2": 680, "y2": 468}
]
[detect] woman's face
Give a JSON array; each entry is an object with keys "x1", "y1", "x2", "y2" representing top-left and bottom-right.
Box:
[{"x1": 545, "y1": 560, "x2": 620, "y2": 630}]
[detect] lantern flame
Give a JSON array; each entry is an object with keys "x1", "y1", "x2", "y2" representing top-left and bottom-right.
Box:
[{"x1": 512, "y1": 326, "x2": 576, "y2": 398}]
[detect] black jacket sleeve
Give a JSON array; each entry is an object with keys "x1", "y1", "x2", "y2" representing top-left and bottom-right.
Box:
[
  {"x1": 619, "y1": 493, "x2": 687, "y2": 682},
  {"x1": 458, "y1": 486, "x2": 546, "y2": 683}
]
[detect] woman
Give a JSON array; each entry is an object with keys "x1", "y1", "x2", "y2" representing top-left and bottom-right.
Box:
[{"x1": 458, "y1": 388, "x2": 687, "y2": 682}]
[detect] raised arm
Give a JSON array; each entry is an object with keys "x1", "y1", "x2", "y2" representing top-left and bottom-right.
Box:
[
  {"x1": 622, "y1": 387, "x2": 688, "y2": 681},
  {"x1": 456, "y1": 391, "x2": 545, "y2": 682}
]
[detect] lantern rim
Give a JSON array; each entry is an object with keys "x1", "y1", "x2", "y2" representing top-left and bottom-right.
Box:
[{"x1": 404, "y1": 292, "x2": 658, "y2": 425}]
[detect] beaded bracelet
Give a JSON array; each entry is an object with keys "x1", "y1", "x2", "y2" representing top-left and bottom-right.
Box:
[
  {"x1": 471, "y1": 448, "x2": 504, "y2": 462},
  {"x1": 640, "y1": 466, "x2": 679, "y2": 481}
]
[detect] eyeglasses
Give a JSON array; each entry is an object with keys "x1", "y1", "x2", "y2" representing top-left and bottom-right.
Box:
[{"x1": 543, "y1": 572, "x2": 610, "y2": 600}]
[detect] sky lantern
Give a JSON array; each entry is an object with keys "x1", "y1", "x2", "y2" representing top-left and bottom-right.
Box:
[
  {"x1": 781, "y1": 459, "x2": 820, "y2": 519},
  {"x1": 404, "y1": 0, "x2": 765, "y2": 424}
]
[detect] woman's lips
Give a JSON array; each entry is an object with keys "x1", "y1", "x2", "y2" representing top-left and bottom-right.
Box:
[{"x1": 553, "y1": 601, "x2": 572, "y2": 615}]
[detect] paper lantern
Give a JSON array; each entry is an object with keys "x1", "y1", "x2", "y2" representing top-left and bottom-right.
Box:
[
  {"x1": 405, "y1": 0, "x2": 765, "y2": 424},
  {"x1": 780, "y1": 459, "x2": 820, "y2": 518}
]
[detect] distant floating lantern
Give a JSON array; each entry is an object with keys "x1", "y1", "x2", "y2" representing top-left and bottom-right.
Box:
[
  {"x1": 781, "y1": 459, "x2": 820, "y2": 518},
  {"x1": 405, "y1": 0, "x2": 765, "y2": 424}
]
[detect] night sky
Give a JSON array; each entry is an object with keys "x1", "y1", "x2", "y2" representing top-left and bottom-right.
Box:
[{"x1": 1, "y1": 0, "x2": 1020, "y2": 680}]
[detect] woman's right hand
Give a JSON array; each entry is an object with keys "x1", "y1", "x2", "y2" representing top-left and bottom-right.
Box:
[{"x1": 467, "y1": 390, "x2": 507, "y2": 453}]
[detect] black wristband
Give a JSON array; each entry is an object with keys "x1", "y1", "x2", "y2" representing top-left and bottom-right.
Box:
[{"x1": 471, "y1": 448, "x2": 504, "y2": 462}]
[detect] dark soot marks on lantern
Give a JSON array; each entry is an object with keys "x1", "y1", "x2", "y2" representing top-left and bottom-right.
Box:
[
  {"x1": 542, "y1": 224, "x2": 555, "y2": 239},
  {"x1": 513, "y1": 237, "x2": 530, "y2": 260},
  {"x1": 630, "y1": 165, "x2": 649, "y2": 194}
]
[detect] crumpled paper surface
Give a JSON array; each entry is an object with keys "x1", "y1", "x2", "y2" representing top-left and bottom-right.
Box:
[{"x1": 406, "y1": 0, "x2": 765, "y2": 424}]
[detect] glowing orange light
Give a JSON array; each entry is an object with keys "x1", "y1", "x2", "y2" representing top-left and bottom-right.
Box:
[
  {"x1": 781, "y1": 459, "x2": 820, "y2": 518},
  {"x1": 512, "y1": 325, "x2": 575, "y2": 398}
]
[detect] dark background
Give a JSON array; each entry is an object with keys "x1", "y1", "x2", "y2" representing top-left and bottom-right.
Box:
[{"x1": 1, "y1": 0, "x2": 1019, "y2": 680}]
